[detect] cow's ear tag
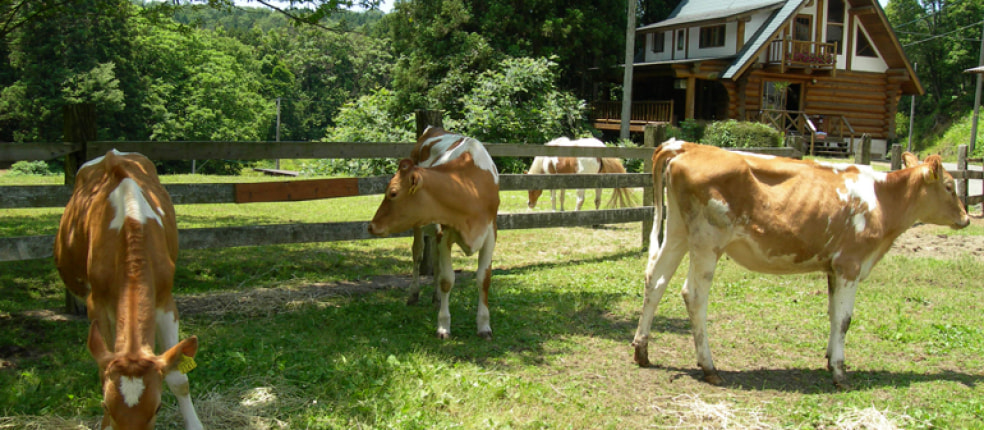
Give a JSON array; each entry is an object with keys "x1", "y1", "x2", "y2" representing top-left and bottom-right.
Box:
[{"x1": 178, "y1": 355, "x2": 197, "y2": 374}]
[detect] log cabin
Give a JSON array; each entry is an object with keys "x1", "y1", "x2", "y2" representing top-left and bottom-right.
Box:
[{"x1": 594, "y1": 0, "x2": 921, "y2": 158}]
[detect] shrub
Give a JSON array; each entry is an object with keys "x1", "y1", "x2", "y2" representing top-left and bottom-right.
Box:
[
  {"x1": 8, "y1": 160, "x2": 57, "y2": 176},
  {"x1": 702, "y1": 120, "x2": 782, "y2": 148}
]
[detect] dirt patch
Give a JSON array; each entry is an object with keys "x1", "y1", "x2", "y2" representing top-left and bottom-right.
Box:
[
  {"x1": 175, "y1": 274, "x2": 416, "y2": 317},
  {"x1": 887, "y1": 215, "x2": 984, "y2": 261}
]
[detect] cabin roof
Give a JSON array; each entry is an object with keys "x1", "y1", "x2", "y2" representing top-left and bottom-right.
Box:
[{"x1": 638, "y1": 0, "x2": 784, "y2": 33}]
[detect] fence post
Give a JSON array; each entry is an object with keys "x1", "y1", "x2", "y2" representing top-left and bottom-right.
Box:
[
  {"x1": 642, "y1": 124, "x2": 665, "y2": 251},
  {"x1": 890, "y1": 144, "x2": 903, "y2": 171},
  {"x1": 854, "y1": 133, "x2": 871, "y2": 165},
  {"x1": 958, "y1": 144, "x2": 969, "y2": 208},
  {"x1": 63, "y1": 103, "x2": 96, "y2": 187},
  {"x1": 62, "y1": 103, "x2": 96, "y2": 315},
  {"x1": 414, "y1": 110, "x2": 443, "y2": 277}
]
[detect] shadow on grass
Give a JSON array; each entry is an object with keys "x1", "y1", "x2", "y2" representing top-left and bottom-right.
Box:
[{"x1": 640, "y1": 364, "x2": 983, "y2": 394}]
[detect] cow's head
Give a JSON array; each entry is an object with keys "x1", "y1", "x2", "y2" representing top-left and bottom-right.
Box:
[
  {"x1": 369, "y1": 159, "x2": 432, "y2": 237},
  {"x1": 903, "y1": 152, "x2": 970, "y2": 229},
  {"x1": 88, "y1": 321, "x2": 198, "y2": 430},
  {"x1": 527, "y1": 189, "x2": 544, "y2": 209}
]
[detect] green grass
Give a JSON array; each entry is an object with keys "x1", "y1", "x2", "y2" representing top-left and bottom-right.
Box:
[{"x1": 1, "y1": 174, "x2": 983, "y2": 429}]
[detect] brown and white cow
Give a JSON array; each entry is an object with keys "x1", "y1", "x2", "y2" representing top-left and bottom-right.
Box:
[
  {"x1": 632, "y1": 139, "x2": 969, "y2": 389},
  {"x1": 368, "y1": 127, "x2": 500, "y2": 339},
  {"x1": 55, "y1": 150, "x2": 202, "y2": 429},
  {"x1": 526, "y1": 137, "x2": 635, "y2": 211}
]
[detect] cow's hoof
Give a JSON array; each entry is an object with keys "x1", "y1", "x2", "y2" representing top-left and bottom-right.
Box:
[
  {"x1": 833, "y1": 374, "x2": 851, "y2": 390},
  {"x1": 406, "y1": 294, "x2": 420, "y2": 306},
  {"x1": 478, "y1": 330, "x2": 493, "y2": 340},
  {"x1": 632, "y1": 343, "x2": 651, "y2": 367},
  {"x1": 437, "y1": 331, "x2": 450, "y2": 339},
  {"x1": 703, "y1": 370, "x2": 725, "y2": 386}
]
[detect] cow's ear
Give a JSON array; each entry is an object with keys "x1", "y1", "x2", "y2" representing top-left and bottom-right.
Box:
[
  {"x1": 922, "y1": 155, "x2": 943, "y2": 183},
  {"x1": 409, "y1": 170, "x2": 423, "y2": 195},
  {"x1": 902, "y1": 152, "x2": 920, "y2": 168},
  {"x1": 399, "y1": 158, "x2": 414, "y2": 172},
  {"x1": 87, "y1": 321, "x2": 114, "y2": 370},
  {"x1": 160, "y1": 336, "x2": 199, "y2": 374}
]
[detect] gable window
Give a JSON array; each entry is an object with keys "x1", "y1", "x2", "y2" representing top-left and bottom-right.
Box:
[
  {"x1": 651, "y1": 32, "x2": 665, "y2": 53},
  {"x1": 855, "y1": 29, "x2": 877, "y2": 57},
  {"x1": 826, "y1": 0, "x2": 844, "y2": 54},
  {"x1": 677, "y1": 30, "x2": 685, "y2": 50},
  {"x1": 699, "y1": 25, "x2": 725, "y2": 48}
]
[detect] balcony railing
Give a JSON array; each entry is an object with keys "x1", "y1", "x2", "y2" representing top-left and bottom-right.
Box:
[
  {"x1": 750, "y1": 109, "x2": 855, "y2": 156},
  {"x1": 767, "y1": 39, "x2": 838, "y2": 74},
  {"x1": 591, "y1": 100, "x2": 674, "y2": 132}
]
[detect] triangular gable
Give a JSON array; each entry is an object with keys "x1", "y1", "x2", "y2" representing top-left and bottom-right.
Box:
[{"x1": 721, "y1": 0, "x2": 808, "y2": 80}]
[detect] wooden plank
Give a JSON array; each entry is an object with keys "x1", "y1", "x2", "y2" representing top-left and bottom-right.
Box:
[
  {"x1": 0, "y1": 235, "x2": 54, "y2": 262},
  {"x1": 0, "y1": 142, "x2": 80, "y2": 162},
  {"x1": 1, "y1": 208, "x2": 654, "y2": 261},
  {"x1": 235, "y1": 178, "x2": 360, "y2": 203},
  {"x1": 0, "y1": 185, "x2": 74, "y2": 208}
]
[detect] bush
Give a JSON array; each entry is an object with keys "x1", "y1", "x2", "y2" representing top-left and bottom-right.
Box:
[
  {"x1": 702, "y1": 120, "x2": 782, "y2": 148},
  {"x1": 8, "y1": 160, "x2": 57, "y2": 176}
]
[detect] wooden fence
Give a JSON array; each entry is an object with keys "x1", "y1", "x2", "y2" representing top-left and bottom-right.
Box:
[{"x1": 4, "y1": 119, "x2": 704, "y2": 262}]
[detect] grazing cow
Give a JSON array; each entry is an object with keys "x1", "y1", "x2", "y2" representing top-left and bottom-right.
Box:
[
  {"x1": 632, "y1": 139, "x2": 969, "y2": 388},
  {"x1": 55, "y1": 150, "x2": 202, "y2": 429},
  {"x1": 527, "y1": 137, "x2": 635, "y2": 211},
  {"x1": 369, "y1": 127, "x2": 500, "y2": 339}
]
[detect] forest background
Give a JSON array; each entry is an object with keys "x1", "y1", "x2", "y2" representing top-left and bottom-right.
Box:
[{"x1": 1, "y1": 0, "x2": 982, "y2": 175}]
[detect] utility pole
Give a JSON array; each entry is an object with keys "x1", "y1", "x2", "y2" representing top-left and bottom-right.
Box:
[
  {"x1": 908, "y1": 63, "x2": 917, "y2": 152},
  {"x1": 969, "y1": 23, "x2": 983, "y2": 154},
  {"x1": 275, "y1": 96, "x2": 282, "y2": 170},
  {"x1": 619, "y1": 0, "x2": 637, "y2": 140}
]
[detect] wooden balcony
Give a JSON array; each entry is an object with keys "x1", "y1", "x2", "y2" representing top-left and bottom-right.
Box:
[
  {"x1": 591, "y1": 101, "x2": 674, "y2": 132},
  {"x1": 750, "y1": 109, "x2": 856, "y2": 156},
  {"x1": 767, "y1": 39, "x2": 838, "y2": 74}
]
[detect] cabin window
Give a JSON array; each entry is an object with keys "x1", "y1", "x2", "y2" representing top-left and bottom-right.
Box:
[
  {"x1": 651, "y1": 32, "x2": 665, "y2": 53},
  {"x1": 826, "y1": 0, "x2": 844, "y2": 54},
  {"x1": 794, "y1": 16, "x2": 812, "y2": 41},
  {"x1": 699, "y1": 25, "x2": 725, "y2": 48},
  {"x1": 855, "y1": 29, "x2": 877, "y2": 57},
  {"x1": 677, "y1": 30, "x2": 685, "y2": 50}
]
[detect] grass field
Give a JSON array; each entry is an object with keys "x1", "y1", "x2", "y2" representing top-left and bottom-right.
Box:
[{"x1": 1, "y1": 173, "x2": 983, "y2": 429}]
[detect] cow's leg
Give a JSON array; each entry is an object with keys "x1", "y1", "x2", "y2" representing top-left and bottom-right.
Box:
[
  {"x1": 632, "y1": 218, "x2": 687, "y2": 368},
  {"x1": 681, "y1": 248, "x2": 723, "y2": 385},
  {"x1": 826, "y1": 274, "x2": 859, "y2": 389},
  {"x1": 557, "y1": 189, "x2": 566, "y2": 211},
  {"x1": 474, "y1": 228, "x2": 495, "y2": 340},
  {"x1": 406, "y1": 226, "x2": 425, "y2": 305},
  {"x1": 156, "y1": 308, "x2": 203, "y2": 430},
  {"x1": 574, "y1": 188, "x2": 586, "y2": 211},
  {"x1": 435, "y1": 234, "x2": 455, "y2": 339},
  {"x1": 594, "y1": 187, "x2": 603, "y2": 209}
]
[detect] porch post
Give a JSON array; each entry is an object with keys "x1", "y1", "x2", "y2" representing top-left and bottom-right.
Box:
[
  {"x1": 685, "y1": 76, "x2": 696, "y2": 120},
  {"x1": 619, "y1": 0, "x2": 637, "y2": 139}
]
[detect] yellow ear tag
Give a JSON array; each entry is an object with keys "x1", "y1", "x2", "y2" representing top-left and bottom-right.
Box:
[
  {"x1": 408, "y1": 183, "x2": 419, "y2": 196},
  {"x1": 178, "y1": 355, "x2": 197, "y2": 374}
]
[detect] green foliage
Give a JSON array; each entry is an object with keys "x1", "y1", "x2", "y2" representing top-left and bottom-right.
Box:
[
  {"x1": 702, "y1": 120, "x2": 783, "y2": 148},
  {"x1": 456, "y1": 57, "x2": 588, "y2": 144},
  {"x1": 921, "y1": 110, "x2": 984, "y2": 159},
  {"x1": 7, "y1": 160, "x2": 58, "y2": 176},
  {"x1": 678, "y1": 118, "x2": 705, "y2": 142}
]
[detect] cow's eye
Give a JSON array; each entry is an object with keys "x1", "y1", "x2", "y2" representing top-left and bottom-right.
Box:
[{"x1": 388, "y1": 189, "x2": 398, "y2": 199}]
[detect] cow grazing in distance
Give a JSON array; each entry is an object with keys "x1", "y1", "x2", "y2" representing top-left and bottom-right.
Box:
[
  {"x1": 526, "y1": 137, "x2": 636, "y2": 211},
  {"x1": 632, "y1": 139, "x2": 969, "y2": 389},
  {"x1": 369, "y1": 127, "x2": 500, "y2": 339},
  {"x1": 55, "y1": 150, "x2": 203, "y2": 429}
]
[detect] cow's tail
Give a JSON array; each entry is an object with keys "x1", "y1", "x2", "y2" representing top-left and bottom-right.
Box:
[
  {"x1": 600, "y1": 157, "x2": 638, "y2": 208},
  {"x1": 103, "y1": 149, "x2": 135, "y2": 182},
  {"x1": 650, "y1": 139, "x2": 686, "y2": 249}
]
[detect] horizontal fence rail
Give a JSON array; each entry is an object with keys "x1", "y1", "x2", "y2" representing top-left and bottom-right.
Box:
[
  {"x1": 0, "y1": 173, "x2": 652, "y2": 208},
  {"x1": 0, "y1": 208, "x2": 654, "y2": 261}
]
